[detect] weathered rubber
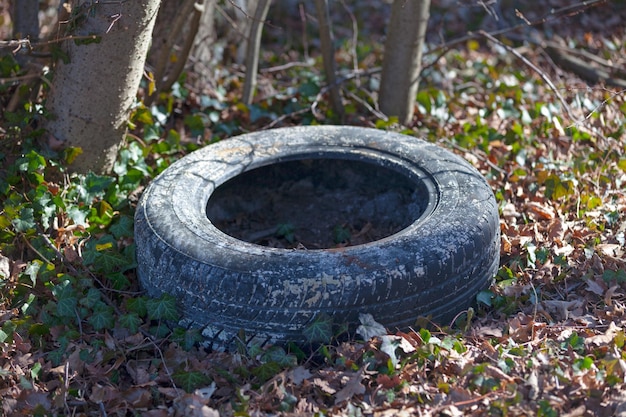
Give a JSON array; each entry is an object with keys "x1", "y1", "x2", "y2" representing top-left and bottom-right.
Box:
[{"x1": 134, "y1": 126, "x2": 500, "y2": 349}]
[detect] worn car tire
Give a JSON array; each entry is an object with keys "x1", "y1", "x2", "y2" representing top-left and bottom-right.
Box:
[{"x1": 135, "y1": 126, "x2": 500, "y2": 349}]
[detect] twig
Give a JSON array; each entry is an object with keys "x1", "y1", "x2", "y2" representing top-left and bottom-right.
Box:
[
  {"x1": 259, "y1": 61, "x2": 313, "y2": 73},
  {"x1": 478, "y1": 30, "x2": 576, "y2": 122},
  {"x1": 0, "y1": 72, "x2": 42, "y2": 86},
  {"x1": 22, "y1": 235, "x2": 54, "y2": 266},
  {"x1": 440, "y1": 138, "x2": 507, "y2": 176},
  {"x1": 343, "y1": 88, "x2": 387, "y2": 120},
  {"x1": 567, "y1": 87, "x2": 626, "y2": 129},
  {"x1": 0, "y1": 39, "x2": 32, "y2": 53}
]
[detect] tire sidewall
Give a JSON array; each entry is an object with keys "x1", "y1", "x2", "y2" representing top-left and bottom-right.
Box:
[{"x1": 135, "y1": 125, "x2": 500, "y2": 346}]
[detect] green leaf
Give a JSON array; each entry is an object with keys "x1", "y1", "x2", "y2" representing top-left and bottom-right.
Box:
[
  {"x1": 52, "y1": 281, "x2": 78, "y2": 318},
  {"x1": 172, "y1": 328, "x2": 203, "y2": 351},
  {"x1": 83, "y1": 236, "x2": 133, "y2": 273},
  {"x1": 107, "y1": 272, "x2": 131, "y2": 290},
  {"x1": 602, "y1": 269, "x2": 626, "y2": 284},
  {"x1": 119, "y1": 313, "x2": 142, "y2": 334},
  {"x1": 88, "y1": 304, "x2": 115, "y2": 331},
  {"x1": 22, "y1": 260, "x2": 42, "y2": 287},
  {"x1": 303, "y1": 313, "x2": 333, "y2": 343},
  {"x1": 251, "y1": 361, "x2": 282, "y2": 383},
  {"x1": 146, "y1": 294, "x2": 179, "y2": 321},
  {"x1": 126, "y1": 296, "x2": 148, "y2": 317},
  {"x1": 276, "y1": 223, "x2": 295, "y2": 243},
  {"x1": 173, "y1": 371, "x2": 210, "y2": 393},
  {"x1": 260, "y1": 346, "x2": 298, "y2": 368},
  {"x1": 47, "y1": 349, "x2": 66, "y2": 366},
  {"x1": 80, "y1": 288, "x2": 101, "y2": 308},
  {"x1": 12, "y1": 207, "x2": 36, "y2": 232},
  {"x1": 110, "y1": 215, "x2": 134, "y2": 239},
  {"x1": 30, "y1": 362, "x2": 42, "y2": 380},
  {"x1": 84, "y1": 172, "x2": 115, "y2": 198},
  {"x1": 67, "y1": 205, "x2": 89, "y2": 227},
  {"x1": 476, "y1": 290, "x2": 493, "y2": 307},
  {"x1": 0, "y1": 320, "x2": 16, "y2": 343},
  {"x1": 333, "y1": 225, "x2": 351, "y2": 244}
]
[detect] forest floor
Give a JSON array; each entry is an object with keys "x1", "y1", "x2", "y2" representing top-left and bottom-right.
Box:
[{"x1": 1, "y1": 0, "x2": 626, "y2": 415}]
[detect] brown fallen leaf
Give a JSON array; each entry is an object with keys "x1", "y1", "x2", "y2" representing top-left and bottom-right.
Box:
[{"x1": 334, "y1": 371, "x2": 365, "y2": 405}]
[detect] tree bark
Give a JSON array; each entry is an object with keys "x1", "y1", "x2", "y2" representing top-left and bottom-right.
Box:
[
  {"x1": 46, "y1": 0, "x2": 161, "y2": 174},
  {"x1": 379, "y1": 0, "x2": 430, "y2": 125}
]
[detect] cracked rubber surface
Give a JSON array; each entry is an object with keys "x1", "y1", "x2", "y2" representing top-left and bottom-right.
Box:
[{"x1": 134, "y1": 126, "x2": 500, "y2": 350}]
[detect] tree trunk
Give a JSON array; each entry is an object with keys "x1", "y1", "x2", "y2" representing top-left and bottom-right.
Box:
[
  {"x1": 46, "y1": 0, "x2": 161, "y2": 174},
  {"x1": 12, "y1": 0, "x2": 39, "y2": 40},
  {"x1": 242, "y1": 0, "x2": 272, "y2": 104},
  {"x1": 379, "y1": 0, "x2": 430, "y2": 125},
  {"x1": 11, "y1": 0, "x2": 39, "y2": 65},
  {"x1": 314, "y1": 0, "x2": 344, "y2": 118}
]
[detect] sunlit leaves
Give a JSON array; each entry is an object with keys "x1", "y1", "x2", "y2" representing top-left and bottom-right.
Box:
[{"x1": 11, "y1": 207, "x2": 36, "y2": 233}]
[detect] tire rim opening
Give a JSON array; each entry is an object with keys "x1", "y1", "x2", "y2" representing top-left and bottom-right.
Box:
[{"x1": 206, "y1": 157, "x2": 431, "y2": 249}]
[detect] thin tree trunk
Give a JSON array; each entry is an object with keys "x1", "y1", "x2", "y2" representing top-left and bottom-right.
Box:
[
  {"x1": 314, "y1": 0, "x2": 344, "y2": 118},
  {"x1": 12, "y1": 0, "x2": 39, "y2": 39},
  {"x1": 46, "y1": 0, "x2": 161, "y2": 174},
  {"x1": 242, "y1": 0, "x2": 271, "y2": 104},
  {"x1": 11, "y1": 0, "x2": 39, "y2": 64},
  {"x1": 379, "y1": 0, "x2": 430, "y2": 125}
]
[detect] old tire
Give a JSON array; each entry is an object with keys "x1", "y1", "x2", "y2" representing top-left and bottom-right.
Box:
[{"x1": 134, "y1": 125, "x2": 500, "y2": 349}]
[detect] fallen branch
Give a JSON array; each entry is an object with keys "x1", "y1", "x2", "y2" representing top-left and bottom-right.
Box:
[{"x1": 543, "y1": 42, "x2": 626, "y2": 89}]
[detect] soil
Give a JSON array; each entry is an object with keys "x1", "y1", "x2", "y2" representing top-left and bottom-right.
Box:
[{"x1": 206, "y1": 158, "x2": 428, "y2": 249}]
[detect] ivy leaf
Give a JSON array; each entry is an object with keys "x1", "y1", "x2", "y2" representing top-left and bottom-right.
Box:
[
  {"x1": 47, "y1": 349, "x2": 66, "y2": 367},
  {"x1": 146, "y1": 294, "x2": 179, "y2": 321},
  {"x1": 52, "y1": 281, "x2": 77, "y2": 318},
  {"x1": 84, "y1": 172, "x2": 115, "y2": 198},
  {"x1": 126, "y1": 296, "x2": 148, "y2": 317},
  {"x1": 107, "y1": 272, "x2": 131, "y2": 290},
  {"x1": 356, "y1": 313, "x2": 386, "y2": 341},
  {"x1": 172, "y1": 328, "x2": 203, "y2": 351},
  {"x1": 252, "y1": 362, "x2": 282, "y2": 383},
  {"x1": 110, "y1": 215, "x2": 134, "y2": 239},
  {"x1": 172, "y1": 371, "x2": 211, "y2": 393},
  {"x1": 83, "y1": 236, "x2": 132, "y2": 273},
  {"x1": 303, "y1": 313, "x2": 333, "y2": 344},
  {"x1": 12, "y1": 207, "x2": 36, "y2": 232},
  {"x1": 80, "y1": 287, "x2": 102, "y2": 308},
  {"x1": 22, "y1": 260, "x2": 42, "y2": 287},
  {"x1": 67, "y1": 205, "x2": 89, "y2": 227},
  {"x1": 260, "y1": 346, "x2": 298, "y2": 368},
  {"x1": 119, "y1": 313, "x2": 142, "y2": 334},
  {"x1": 88, "y1": 304, "x2": 115, "y2": 331}
]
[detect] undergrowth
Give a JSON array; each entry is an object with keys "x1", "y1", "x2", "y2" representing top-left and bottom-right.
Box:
[{"x1": 1, "y1": 5, "x2": 626, "y2": 415}]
